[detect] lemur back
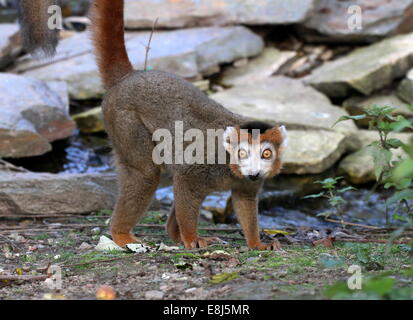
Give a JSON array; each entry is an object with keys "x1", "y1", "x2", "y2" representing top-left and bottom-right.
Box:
[{"x1": 18, "y1": 0, "x2": 287, "y2": 250}]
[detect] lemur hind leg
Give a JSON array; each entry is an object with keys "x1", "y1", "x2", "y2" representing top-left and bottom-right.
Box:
[
  {"x1": 111, "y1": 161, "x2": 160, "y2": 247},
  {"x1": 173, "y1": 175, "x2": 223, "y2": 248},
  {"x1": 166, "y1": 203, "x2": 181, "y2": 243}
]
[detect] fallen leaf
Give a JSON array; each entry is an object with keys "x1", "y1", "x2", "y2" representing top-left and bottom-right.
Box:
[
  {"x1": 126, "y1": 243, "x2": 151, "y2": 253},
  {"x1": 96, "y1": 285, "x2": 117, "y2": 300},
  {"x1": 313, "y1": 236, "x2": 335, "y2": 248},
  {"x1": 209, "y1": 272, "x2": 239, "y2": 284},
  {"x1": 262, "y1": 229, "x2": 290, "y2": 236},
  {"x1": 95, "y1": 236, "x2": 126, "y2": 252},
  {"x1": 158, "y1": 242, "x2": 179, "y2": 251}
]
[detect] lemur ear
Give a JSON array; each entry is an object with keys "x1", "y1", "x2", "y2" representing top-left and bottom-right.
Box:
[
  {"x1": 279, "y1": 125, "x2": 288, "y2": 148},
  {"x1": 223, "y1": 126, "x2": 238, "y2": 153}
]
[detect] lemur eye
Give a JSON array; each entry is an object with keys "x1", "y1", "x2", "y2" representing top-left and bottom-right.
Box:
[
  {"x1": 238, "y1": 149, "x2": 248, "y2": 159},
  {"x1": 262, "y1": 149, "x2": 272, "y2": 159}
]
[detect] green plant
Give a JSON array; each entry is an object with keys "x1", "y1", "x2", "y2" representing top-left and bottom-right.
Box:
[
  {"x1": 335, "y1": 105, "x2": 413, "y2": 223},
  {"x1": 303, "y1": 177, "x2": 355, "y2": 219}
]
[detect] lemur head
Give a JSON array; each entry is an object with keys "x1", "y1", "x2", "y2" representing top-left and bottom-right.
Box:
[{"x1": 223, "y1": 121, "x2": 288, "y2": 181}]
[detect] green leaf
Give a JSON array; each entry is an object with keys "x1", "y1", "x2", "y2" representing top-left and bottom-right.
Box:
[
  {"x1": 338, "y1": 186, "x2": 357, "y2": 193},
  {"x1": 332, "y1": 115, "x2": 366, "y2": 127},
  {"x1": 392, "y1": 159, "x2": 413, "y2": 182},
  {"x1": 303, "y1": 192, "x2": 325, "y2": 199},
  {"x1": 385, "y1": 189, "x2": 413, "y2": 205},
  {"x1": 209, "y1": 272, "x2": 239, "y2": 284},
  {"x1": 367, "y1": 145, "x2": 392, "y2": 179}
]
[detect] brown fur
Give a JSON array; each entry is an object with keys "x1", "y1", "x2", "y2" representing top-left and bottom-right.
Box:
[{"x1": 18, "y1": 0, "x2": 287, "y2": 251}]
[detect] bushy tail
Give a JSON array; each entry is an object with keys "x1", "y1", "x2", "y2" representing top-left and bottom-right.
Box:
[
  {"x1": 89, "y1": 0, "x2": 133, "y2": 89},
  {"x1": 17, "y1": 0, "x2": 60, "y2": 57}
]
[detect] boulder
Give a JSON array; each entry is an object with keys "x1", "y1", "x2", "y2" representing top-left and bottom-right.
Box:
[
  {"x1": 300, "y1": 0, "x2": 413, "y2": 43},
  {"x1": 210, "y1": 76, "x2": 358, "y2": 138},
  {"x1": 339, "y1": 130, "x2": 413, "y2": 184},
  {"x1": 282, "y1": 130, "x2": 348, "y2": 175},
  {"x1": 397, "y1": 68, "x2": 413, "y2": 104},
  {"x1": 0, "y1": 73, "x2": 75, "y2": 158},
  {"x1": 0, "y1": 24, "x2": 22, "y2": 70},
  {"x1": 343, "y1": 93, "x2": 413, "y2": 127},
  {"x1": 13, "y1": 27, "x2": 264, "y2": 100},
  {"x1": 124, "y1": 0, "x2": 315, "y2": 29},
  {"x1": 305, "y1": 32, "x2": 413, "y2": 97},
  {"x1": 219, "y1": 48, "x2": 296, "y2": 87},
  {"x1": 0, "y1": 172, "x2": 117, "y2": 215}
]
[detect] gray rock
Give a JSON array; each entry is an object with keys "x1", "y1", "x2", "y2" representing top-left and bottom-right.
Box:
[
  {"x1": 219, "y1": 48, "x2": 296, "y2": 87},
  {"x1": 124, "y1": 0, "x2": 315, "y2": 29},
  {"x1": 339, "y1": 130, "x2": 413, "y2": 184},
  {"x1": 301, "y1": 0, "x2": 413, "y2": 43},
  {"x1": 343, "y1": 93, "x2": 413, "y2": 127},
  {"x1": 305, "y1": 32, "x2": 413, "y2": 97},
  {"x1": 397, "y1": 68, "x2": 413, "y2": 104},
  {"x1": 283, "y1": 130, "x2": 348, "y2": 175},
  {"x1": 13, "y1": 27, "x2": 263, "y2": 100},
  {"x1": 0, "y1": 24, "x2": 22, "y2": 69},
  {"x1": 0, "y1": 73, "x2": 75, "y2": 158},
  {"x1": 0, "y1": 172, "x2": 117, "y2": 215},
  {"x1": 211, "y1": 76, "x2": 358, "y2": 138}
]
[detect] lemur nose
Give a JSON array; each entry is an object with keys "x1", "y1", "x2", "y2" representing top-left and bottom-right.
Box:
[{"x1": 248, "y1": 173, "x2": 260, "y2": 181}]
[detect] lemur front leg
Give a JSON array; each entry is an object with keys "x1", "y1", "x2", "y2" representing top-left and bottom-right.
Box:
[
  {"x1": 173, "y1": 175, "x2": 223, "y2": 248},
  {"x1": 231, "y1": 189, "x2": 281, "y2": 250}
]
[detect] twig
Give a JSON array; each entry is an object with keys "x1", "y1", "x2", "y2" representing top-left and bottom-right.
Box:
[
  {"x1": 325, "y1": 218, "x2": 380, "y2": 230},
  {"x1": 144, "y1": 17, "x2": 159, "y2": 71},
  {"x1": 336, "y1": 238, "x2": 411, "y2": 244},
  {"x1": 0, "y1": 275, "x2": 48, "y2": 281}
]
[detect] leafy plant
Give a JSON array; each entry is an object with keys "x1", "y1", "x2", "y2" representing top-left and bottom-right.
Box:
[
  {"x1": 303, "y1": 177, "x2": 355, "y2": 219},
  {"x1": 335, "y1": 105, "x2": 413, "y2": 223}
]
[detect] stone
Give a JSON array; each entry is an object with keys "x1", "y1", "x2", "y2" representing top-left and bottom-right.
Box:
[
  {"x1": 338, "y1": 130, "x2": 413, "y2": 184},
  {"x1": 300, "y1": 0, "x2": 413, "y2": 43},
  {"x1": 72, "y1": 107, "x2": 105, "y2": 134},
  {"x1": 343, "y1": 93, "x2": 413, "y2": 127},
  {"x1": 219, "y1": 48, "x2": 296, "y2": 87},
  {"x1": 0, "y1": 73, "x2": 75, "y2": 158},
  {"x1": 13, "y1": 27, "x2": 264, "y2": 100},
  {"x1": 0, "y1": 23, "x2": 22, "y2": 69},
  {"x1": 397, "y1": 68, "x2": 413, "y2": 104},
  {"x1": 282, "y1": 130, "x2": 348, "y2": 175},
  {"x1": 144, "y1": 290, "x2": 164, "y2": 300},
  {"x1": 210, "y1": 76, "x2": 358, "y2": 138},
  {"x1": 0, "y1": 172, "x2": 117, "y2": 215},
  {"x1": 124, "y1": 0, "x2": 315, "y2": 29},
  {"x1": 305, "y1": 32, "x2": 413, "y2": 97}
]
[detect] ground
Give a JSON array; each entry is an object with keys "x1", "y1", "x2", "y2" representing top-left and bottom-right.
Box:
[{"x1": 0, "y1": 210, "x2": 412, "y2": 300}]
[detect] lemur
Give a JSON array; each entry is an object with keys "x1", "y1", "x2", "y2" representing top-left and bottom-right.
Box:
[{"x1": 18, "y1": 0, "x2": 288, "y2": 250}]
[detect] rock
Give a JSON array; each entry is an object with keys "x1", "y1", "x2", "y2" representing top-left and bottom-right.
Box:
[
  {"x1": 282, "y1": 130, "x2": 348, "y2": 174},
  {"x1": 339, "y1": 130, "x2": 413, "y2": 184},
  {"x1": 0, "y1": 24, "x2": 22, "y2": 69},
  {"x1": 144, "y1": 290, "x2": 164, "y2": 300},
  {"x1": 210, "y1": 76, "x2": 358, "y2": 138},
  {"x1": 124, "y1": 0, "x2": 315, "y2": 29},
  {"x1": 343, "y1": 93, "x2": 413, "y2": 127},
  {"x1": 13, "y1": 27, "x2": 264, "y2": 100},
  {"x1": 397, "y1": 68, "x2": 413, "y2": 104},
  {"x1": 219, "y1": 48, "x2": 296, "y2": 87},
  {"x1": 0, "y1": 73, "x2": 75, "y2": 158},
  {"x1": 0, "y1": 172, "x2": 117, "y2": 215},
  {"x1": 78, "y1": 242, "x2": 93, "y2": 250},
  {"x1": 72, "y1": 107, "x2": 104, "y2": 134},
  {"x1": 305, "y1": 32, "x2": 413, "y2": 97},
  {"x1": 300, "y1": 0, "x2": 413, "y2": 43}
]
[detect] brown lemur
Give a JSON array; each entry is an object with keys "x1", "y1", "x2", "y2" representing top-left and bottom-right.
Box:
[{"x1": 18, "y1": 0, "x2": 288, "y2": 250}]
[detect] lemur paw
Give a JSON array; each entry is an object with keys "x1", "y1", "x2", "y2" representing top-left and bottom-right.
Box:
[
  {"x1": 251, "y1": 240, "x2": 282, "y2": 251},
  {"x1": 185, "y1": 237, "x2": 226, "y2": 249},
  {"x1": 112, "y1": 232, "x2": 140, "y2": 247}
]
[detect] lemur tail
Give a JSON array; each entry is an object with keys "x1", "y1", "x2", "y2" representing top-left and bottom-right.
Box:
[
  {"x1": 18, "y1": 0, "x2": 133, "y2": 90},
  {"x1": 18, "y1": 0, "x2": 59, "y2": 57},
  {"x1": 89, "y1": 0, "x2": 133, "y2": 89}
]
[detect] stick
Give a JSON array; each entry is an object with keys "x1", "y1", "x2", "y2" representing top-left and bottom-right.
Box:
[
  {"x1": 325, "y1": 218, "x2": 380, "y2": 230},
  {"x1": 0, "y1": 275, "x2": 48, "y2": 281},
  {"x1": 144, "y1": 18, "x2": 159, "y2": 71},
  {"x1": 336, "y1": 238, "x2": 411, "y2": 244}
]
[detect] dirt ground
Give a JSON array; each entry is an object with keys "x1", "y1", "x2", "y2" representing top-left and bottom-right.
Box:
[{"x1": 0, "y1": 210, "x2": 412, "y2": 300}]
